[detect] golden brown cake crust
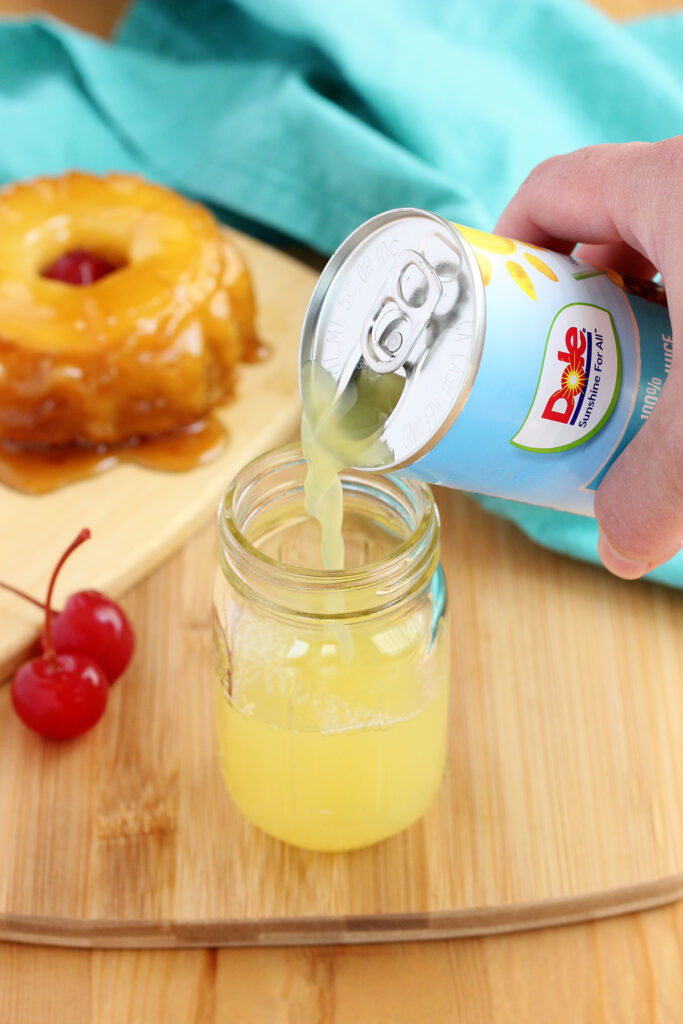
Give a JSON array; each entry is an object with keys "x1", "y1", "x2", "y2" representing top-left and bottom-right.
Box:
[{"x1": 0, "y1": 173, "x2": 256, "y2": 446}]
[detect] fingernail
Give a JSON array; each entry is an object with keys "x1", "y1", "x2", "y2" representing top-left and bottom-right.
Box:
[{"x1": 597, "y1": 534, "x2": 653, "y2": 579}]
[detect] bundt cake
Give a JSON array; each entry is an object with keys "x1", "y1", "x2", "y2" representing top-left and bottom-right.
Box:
[{"x1": 0, "y1": 173, "x2": 256, "y2": 447}]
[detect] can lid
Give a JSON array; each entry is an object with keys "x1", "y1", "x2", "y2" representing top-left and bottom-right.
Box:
[{"x1": 299, "y1": 209, "x2": 485, "y2": 470}]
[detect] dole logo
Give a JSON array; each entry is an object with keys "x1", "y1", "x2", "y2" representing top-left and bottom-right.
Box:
[
  {"x1": 542, "y1": 326, "x2": 588, "y2": 424},
  {"x1": 511, "y1": 303, "x2": 621, "y2": 453}
]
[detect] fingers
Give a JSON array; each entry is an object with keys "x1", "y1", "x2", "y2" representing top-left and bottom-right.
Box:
[
  {"x1": 496, "y1": 139, "x2": 683, "y2": 578},
  {"x1": 595, "y1": 246, "x2": 683, "y2": 577},
  {"x1": 494, "y1": 141, "x2": 665, "y2": 264},
  {"x1": 574, "y1": 241, "x2": 657, "y2": 280},
  {"x1": 595, "y1": 369, "x2": 683, "y2": 577}
]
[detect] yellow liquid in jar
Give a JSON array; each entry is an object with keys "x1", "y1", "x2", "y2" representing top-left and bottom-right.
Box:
[
  {"x1": 216, "y1": 608, "x2": 448, "y2": 851},
  {"x1": 215, "y1": 359, "x2": 447, "y2": 851}
]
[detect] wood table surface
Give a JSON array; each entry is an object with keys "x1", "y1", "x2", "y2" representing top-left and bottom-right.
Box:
[{"x1": 1, "y1": 0, "x2": 682, "y2": 1019}]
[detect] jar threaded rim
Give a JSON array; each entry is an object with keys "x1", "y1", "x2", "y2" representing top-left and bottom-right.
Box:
[{"x1": 217, "y1": 444, "x2": 441, "y2": 618}]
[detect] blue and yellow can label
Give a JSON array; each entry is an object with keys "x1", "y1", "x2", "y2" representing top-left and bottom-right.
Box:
[{"x1": 410, "y1": 226, "x2": 672, "y2": 515}]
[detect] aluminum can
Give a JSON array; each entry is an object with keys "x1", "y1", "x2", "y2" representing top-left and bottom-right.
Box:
[{"x1": 299, "y1": 209, "x2": 672, "y2": 515}]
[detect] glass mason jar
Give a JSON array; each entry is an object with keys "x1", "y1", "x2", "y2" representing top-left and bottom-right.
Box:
[{"x1": 213, "y1": 444, "x2": 449, "y2": 852}]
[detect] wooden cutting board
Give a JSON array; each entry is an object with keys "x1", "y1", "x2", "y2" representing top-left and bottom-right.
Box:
[
  {"x1": 0, "y1": 230, "x2": 315, "y2": 680},
  {"x1": 0, "y1": 458, "x2": 681, "y2": 946}
]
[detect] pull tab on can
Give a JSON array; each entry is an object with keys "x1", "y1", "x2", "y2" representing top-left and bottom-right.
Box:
[
  {"x1": 299, "y1": 208, "x2": 485, "y2": 471},
  {"x1": 361, "y1": 250, "x2": 442, "y2": 374}
]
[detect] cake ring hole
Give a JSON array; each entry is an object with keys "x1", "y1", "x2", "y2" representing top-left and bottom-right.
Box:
[{"x1": 40, "y1": 247, "x2": 127, "y2": 286}]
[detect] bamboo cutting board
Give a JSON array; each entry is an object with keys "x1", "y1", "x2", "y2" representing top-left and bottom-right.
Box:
[
  {"x1": 0, "y1": 230, "x2": 316, "y2": 680},
  {"x1": 0, "y1": 473, "x2": 681, "y2": 947}
]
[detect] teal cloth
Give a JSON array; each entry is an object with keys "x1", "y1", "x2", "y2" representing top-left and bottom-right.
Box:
[{"x1": 0, "y1": 0, "x2": 682, "y2": 587}]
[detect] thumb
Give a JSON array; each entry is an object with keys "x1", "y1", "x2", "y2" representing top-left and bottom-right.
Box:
[{"x1": 595, "y1": 365, "x2": 683, "y2": 578}]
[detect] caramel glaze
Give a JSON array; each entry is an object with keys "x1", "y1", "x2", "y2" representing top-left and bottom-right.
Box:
[
  {"x1": 0, "y1": 174, "x2": 261, "y2": 451},
  {"x1": 0, "y1": 416, "x2": 226, "y2": 495},
  {"x1": 0, "y1": 340, "x2": 270, "y2": 495},
  {"x1": 241, "y1": 340, "x2": 272, "y2": 364}
]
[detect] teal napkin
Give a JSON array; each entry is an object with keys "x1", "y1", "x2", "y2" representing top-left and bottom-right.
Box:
[{"x1": 0, "y1": 0, "x2": 681, "y2": 587}]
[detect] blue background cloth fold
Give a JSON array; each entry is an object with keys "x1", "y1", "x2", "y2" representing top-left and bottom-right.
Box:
[{"x1": 0, "y1": 0, "x2": 681, "y2": 586}]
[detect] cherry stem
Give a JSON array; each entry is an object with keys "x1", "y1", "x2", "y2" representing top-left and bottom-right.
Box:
[
  {"x1": 0, "y1": 581, "x2": 55, "y2": 613},
  {"x1": 43, "y1": 528, "x2": 91, "y2": 661}
]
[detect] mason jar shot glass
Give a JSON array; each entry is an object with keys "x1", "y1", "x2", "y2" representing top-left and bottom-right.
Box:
[{"x1": 213, "y1": 444, "x2": 450, "y2": 852}]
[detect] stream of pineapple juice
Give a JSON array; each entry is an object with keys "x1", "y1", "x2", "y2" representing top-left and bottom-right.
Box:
[{"x1": 215, "y1": 363, "x2": 448, "y2": 851}]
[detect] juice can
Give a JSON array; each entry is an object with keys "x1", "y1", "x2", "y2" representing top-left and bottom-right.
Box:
[{"x1": 298, "y1": 208, "x2": 672, "y2": 515}]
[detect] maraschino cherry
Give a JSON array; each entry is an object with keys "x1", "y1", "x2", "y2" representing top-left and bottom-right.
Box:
[
  {"x1": 9, "y1": 531, "x2": 108, "y2": 739},
  {"x1": 42, "y1": 248, "x2": 118, "y2": 286},
  {"x1": 50, "y1": 589, "x2": 135, "y2": 684},
  {"x1": 2, "y1": 529, "x2": 135, "y2": 738},
  {"x1": 12, "y1": 651, "x2": 108, "y2": 740}
]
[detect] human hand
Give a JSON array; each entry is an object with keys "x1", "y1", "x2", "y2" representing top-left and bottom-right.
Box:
[{"x1": 496, "y1": 139, "x2": 682, "y2": 579}]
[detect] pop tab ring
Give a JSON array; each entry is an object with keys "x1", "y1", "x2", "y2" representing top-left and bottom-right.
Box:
[
  {"x1": 361, "y1": 250, "x2": 442, "y2": 374},
  {"x1": 298, "y1": 209, "x2": 486, "y2": 470}
]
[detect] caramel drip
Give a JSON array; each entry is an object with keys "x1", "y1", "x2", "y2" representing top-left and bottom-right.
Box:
[
  {"x1": 0, "y1": 416, "x2": 228, "y2": 495},
  {"x1": 241, "y1": 340, "x2": 272, "y2": 364}
]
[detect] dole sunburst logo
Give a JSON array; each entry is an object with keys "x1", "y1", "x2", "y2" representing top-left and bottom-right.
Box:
[
  {"x1": 511, "y1": 304, "x2": 622, "y2": 453},
  {"x1": 542, "y1": 327, "x2": 589, "y2": 424},
  {"x1": 456, "y1": 224, "x2": 558, "y2": 301}
]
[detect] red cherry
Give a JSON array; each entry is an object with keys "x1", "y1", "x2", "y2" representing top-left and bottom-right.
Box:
[
  {"x1": 1, "y1": 529, "x2": 136, "y2": 738},
  {"x1": 8, "y1": 528, "x2": 108, "y2": 738},
  {"x1": 11, "y1": 652, "x2": 108, "y2": 739},
  {"x1": 1, "y1": 529, "x2": 135, "y2": 688},
  {"x1": 51, "y1": 590, "x2": 135, "y2": 684},
  {"x1": 41, "y1": 248, "x2": 119, "y2": 286}
]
